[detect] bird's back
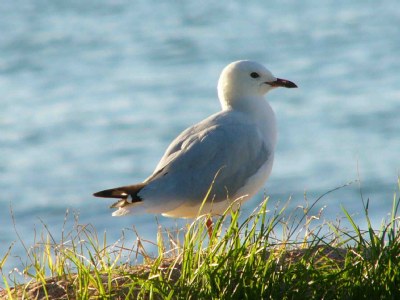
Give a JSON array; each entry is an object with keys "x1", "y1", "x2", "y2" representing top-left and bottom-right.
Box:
[{"x1": 137, "y1": 109, "x2": 275, "y2": 216}]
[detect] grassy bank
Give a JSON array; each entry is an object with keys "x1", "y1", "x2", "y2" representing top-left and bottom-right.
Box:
[{"x1": 1, "y1": 183, "x2": 399, "y2": 299}]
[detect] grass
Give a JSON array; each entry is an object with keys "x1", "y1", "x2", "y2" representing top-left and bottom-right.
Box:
[{"x1": 1, "y1": 180, "x2": 399, "y2": 300}]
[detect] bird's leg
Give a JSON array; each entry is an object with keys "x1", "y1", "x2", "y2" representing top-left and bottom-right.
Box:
[{"x1": 206, "y1": 217, "x2": 213, "y2": 238}]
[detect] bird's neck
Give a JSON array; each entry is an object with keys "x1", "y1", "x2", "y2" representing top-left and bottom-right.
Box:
[
  {"x1": 220, "y1": 95, "x2": 270, "y2": 118},
  {"x1": 221, "y1": 95, "x2": 278, "y2": 148}
]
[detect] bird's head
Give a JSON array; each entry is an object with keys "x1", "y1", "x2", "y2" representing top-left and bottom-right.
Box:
[{"x1": 217, "y1": 60, "x2": 297, "y2": 108}]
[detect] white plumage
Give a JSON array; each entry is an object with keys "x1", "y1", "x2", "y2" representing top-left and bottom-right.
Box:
[{"x1": 93, "y1": 60, "x2": 297, "y2": 218}]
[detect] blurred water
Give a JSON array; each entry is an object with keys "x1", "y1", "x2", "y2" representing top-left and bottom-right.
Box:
[{"x1": 1, "y1": 0, "x2": 399, "y2": 278}]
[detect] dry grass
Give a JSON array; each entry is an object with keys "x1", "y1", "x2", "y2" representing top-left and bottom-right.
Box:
[{"x1": 1, "y1": 180, "x2": 399, "y2": 299}]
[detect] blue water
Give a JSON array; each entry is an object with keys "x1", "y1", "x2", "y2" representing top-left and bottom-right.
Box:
[{"x1": 1, "y1": 1, "x2": 399, "y2": 278}]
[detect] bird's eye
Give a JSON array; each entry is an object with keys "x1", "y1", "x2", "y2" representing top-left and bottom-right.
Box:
[{"x1": 250, "y1": 72, "x2": 260, "y2": 78}]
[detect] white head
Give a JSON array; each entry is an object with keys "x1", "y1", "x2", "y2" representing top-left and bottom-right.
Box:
[{"x1": 217, "y1": 60, "x2": 297, "y2": 110}]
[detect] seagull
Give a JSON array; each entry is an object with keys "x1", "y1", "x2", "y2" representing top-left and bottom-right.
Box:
[{"x1": 93, "y1": 60, "x2": 297, "y2": 235}]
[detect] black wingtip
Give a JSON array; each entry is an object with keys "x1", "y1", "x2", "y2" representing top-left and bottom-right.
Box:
[
  {"x1": 93, "y1": 183, "x2": 146, "y2": 201},
  {"x1": 93, "y1": 191, "x2": 106, "y2": 197},
  {"x1": 93, "y1": 188, "x2": 126, "y2": 199}
]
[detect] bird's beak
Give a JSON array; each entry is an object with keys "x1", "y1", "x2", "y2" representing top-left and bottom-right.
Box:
[{"x1": 266, "y1": 78, "x2": 297, "y2": 88}]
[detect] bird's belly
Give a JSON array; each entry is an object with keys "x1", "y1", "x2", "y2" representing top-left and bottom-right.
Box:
[{"x1": 232, "y1": 156, "x2": 274, "y2": 203}]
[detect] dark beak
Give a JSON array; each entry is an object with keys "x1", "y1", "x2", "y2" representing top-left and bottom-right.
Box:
[{"x1": 267, "y1": 78, "x2": 297, "y2": 88}]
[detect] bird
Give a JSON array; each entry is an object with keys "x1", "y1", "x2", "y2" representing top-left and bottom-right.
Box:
[{"x1": 93, "y1": 60, "x2": 297, "y2": 235}]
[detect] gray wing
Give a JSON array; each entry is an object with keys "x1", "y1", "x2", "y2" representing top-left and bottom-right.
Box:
[{"x1": 144, "y1": 111, "x2": 271, "y2": 203}]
